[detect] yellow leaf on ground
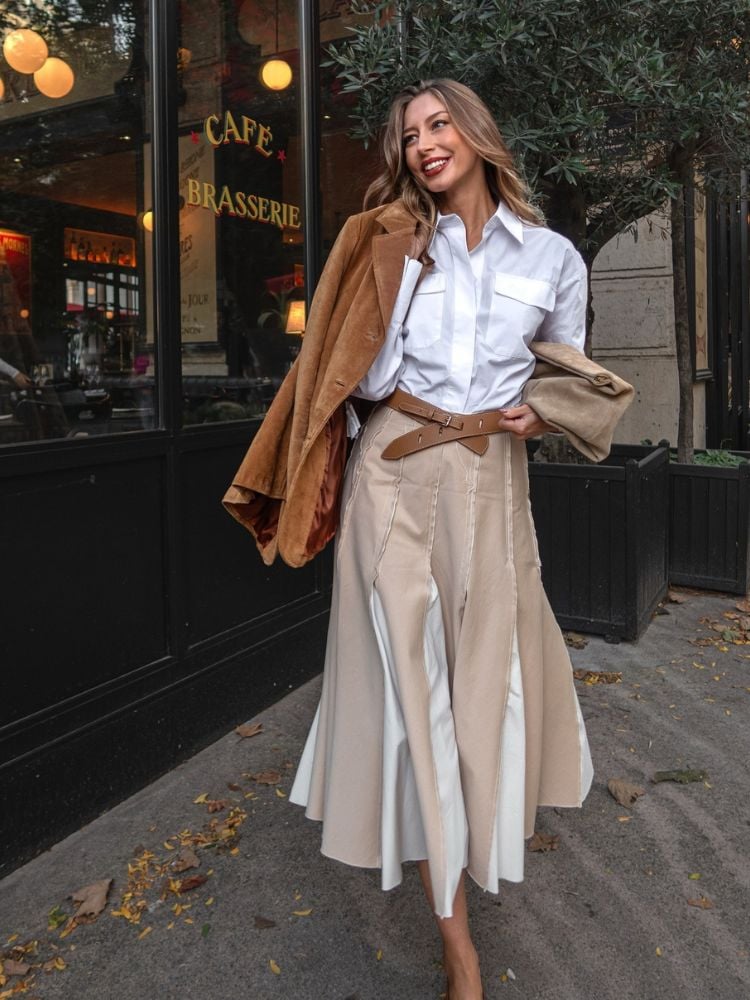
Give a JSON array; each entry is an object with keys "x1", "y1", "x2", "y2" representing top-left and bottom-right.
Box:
[
  {"x1": 269, "y1": 959, "x2": 281, "y2": 975},
  {"x1": 655, "y1": 947, "x2": 663, "y2": 957},
  {"x1": 688, "y1": 872, "x2": 702, "y2": 880},
  {"x1": 138, "y1": 927, "x2": 152, "y2": 940},
  {"x1": 230, "y1": 847, "x2": 240, "y2": 856},
  {"x1": 166, "y1": 922, "x2": 175, "y2": 930},
  {"x1": 293, "y1": 908, "x2": 313, "y2": 916},
  {"x1": 687, "y1": 895, "x2": 714, "y2": 909},
  {"x1": 193, "y1": 793, "x2": 209, "y2": 804},
  {"x1": 205, "y1": 898, "x2": 214, "y2": 906},
  {"x1": 235, "y1": 722, "x2": 263, "y2": 738},
  {"x1": 275, "y1": 788, "x2": 287, "y2": 798},
  {"x1": 163, "y1": 841, "x2": 175, "y2": 851},
  {"x1": 376, "y1": 949, "x2": 383, "y2": 961}
]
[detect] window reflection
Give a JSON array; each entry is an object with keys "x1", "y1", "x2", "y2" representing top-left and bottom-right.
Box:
[
  {"x1": 0, "y1": 1, "x2": 153, "y2": 443},
  {"x1": 319, "y1": 1, "x2": 380, "y2": 257},
  {"x1": 178, "y1": 0, "x2": 304, "y2": 426}
]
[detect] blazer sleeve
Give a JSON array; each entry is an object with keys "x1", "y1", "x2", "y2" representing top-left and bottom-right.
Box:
[{"x1": 222, "y1": 213, "x2": 363, "y2": 565}]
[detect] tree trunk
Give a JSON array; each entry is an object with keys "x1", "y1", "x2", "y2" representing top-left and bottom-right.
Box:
[{"x1": 669, "y1": 148, "x2": 695, "y2": 464}]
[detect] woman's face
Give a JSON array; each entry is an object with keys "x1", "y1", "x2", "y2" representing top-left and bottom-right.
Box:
[{"x1": 402, "y1": 92, "x2": 484, "y2": 200}]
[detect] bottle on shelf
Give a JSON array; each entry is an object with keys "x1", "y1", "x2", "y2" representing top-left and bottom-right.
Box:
[
  {"x1": 68, "y1": 232, "x2": 77, "y2": 260},
  {"x1": 77, "y1": 236, "x2": 86, "y2": 260}
]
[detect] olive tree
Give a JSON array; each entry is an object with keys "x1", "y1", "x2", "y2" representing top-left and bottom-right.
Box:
[{"x1": 329, "y1": 0, "x2": 750, "y2": 459}]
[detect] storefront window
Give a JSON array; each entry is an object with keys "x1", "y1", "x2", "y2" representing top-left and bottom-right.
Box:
[
  {"x1": 319, "y1": 2, "x2": 380, "y2": 258},
  {"x1": 178, "y1": 0, "x2": 305, "y2": 425},
  {"x1": 0, "y1": 2, "x2": 154, "y2": 443}
]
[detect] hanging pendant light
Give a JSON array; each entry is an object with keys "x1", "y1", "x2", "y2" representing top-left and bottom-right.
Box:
[
  {"x1": 3, "y1": 28, "x2": 48, "y2": 74},
  {"x1": 260, "y1": 58, "x2": 292, "y2": 91},
  {"x1": 34, "y1": 56, "x2": 75, "y2": 98},
  {"x1": 259, "y1": 0, "x2": 292, "y2": 91}
]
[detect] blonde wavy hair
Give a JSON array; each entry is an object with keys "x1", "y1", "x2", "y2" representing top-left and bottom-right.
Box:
[{"x1": 364, "y1": 78, "x2": 542, "y2": 257}]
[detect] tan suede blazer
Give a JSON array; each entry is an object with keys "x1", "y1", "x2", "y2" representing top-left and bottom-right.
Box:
[{"x1": 223, "y1": 200, "x2": 633, "y2": 567}]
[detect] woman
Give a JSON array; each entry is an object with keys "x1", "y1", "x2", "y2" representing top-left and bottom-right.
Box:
[{"x1": 224, "y1": 79, "x2": 632, "y2": 1000}]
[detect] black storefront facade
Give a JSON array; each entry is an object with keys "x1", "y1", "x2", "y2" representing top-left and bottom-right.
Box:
[{"x1": 1, "y1": 0, "x2": 377, "y2": 876}]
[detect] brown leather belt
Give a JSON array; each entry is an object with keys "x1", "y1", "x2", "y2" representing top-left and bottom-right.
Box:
[{"x1": 381, "y1": 388, "x2": 507, "y2": 460}]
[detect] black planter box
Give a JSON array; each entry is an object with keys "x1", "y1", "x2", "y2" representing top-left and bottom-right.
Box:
[
  {"x1": 528, "y1": 444, "x2": 669, "y2": 642},
  {"x1": 669, "y1": 453, "x2": 750, "y2": 594}
]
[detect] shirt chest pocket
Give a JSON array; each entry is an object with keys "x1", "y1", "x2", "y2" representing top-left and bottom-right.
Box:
[
  {"x1": 403, "y1": 271, "x2": 446, "y2": 351},
  {"x1": 489, "y1": 272, "x2": 556, "y2": 355}
]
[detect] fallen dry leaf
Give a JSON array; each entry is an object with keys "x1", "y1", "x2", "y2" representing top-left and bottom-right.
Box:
[
  {"x1": 207, "y1": 799, "x2": 228, "y2": 813},
  {"x1": 175, "y1": 875, "x2": 208, "y2": 893},
  {"x1": 269, "y1": 959, "x2": 281, "y2": 975},
  {"x1": 293, "y1": 908, "x2": 313, "y2": 917},
  {"x1": 249, "y1": 770, "x2": 282, "y2": 785},
  {"x1": 735, "y1": 599, "x2": 750, "y2": 614},
  {"x1": 687, "y1": 895, "x2": 714, "y2": 909},
  {"x1": 254, "y1": 916, "x2": 277, "y2": 929},
  {"x1": 193, "y1": 792, "x2": 209, "y2": 804},
  {"x1": 138, "y1": 926, "x2": 152, "y2": 940},
  {"x1": 1, "y1": 960, "x2": 30, "y2": 977},
  {"x1": 564, "y1": 631, "x2": 588, "y2": 649},
  {"x1": 667, "y1": 590, "x2": 688, "y2": 604},
  {"x1": 527, "y1": 831, "x2": 559, "y2": 852},
  {"x1": 172, "y1": 847, "x2": 200, "y2": 873},
  {"x1": 71, "y1": 879, "x2": 112, "y2": 919},
  {"x1": 607, "y1": 778, "x2": 646, "y2": 807},
  {"x1": 235, "y1": 723, "x2": 263, "y2": 739},
  {"x1": 573, "y1": 670, "x2": 622, "y2": 685},
  {"x1": 42, "y1": 956, "x2": 66, "y2": 972},
  {"x1": 227, "y1": 782, "x2": 241, "y2": 791}
]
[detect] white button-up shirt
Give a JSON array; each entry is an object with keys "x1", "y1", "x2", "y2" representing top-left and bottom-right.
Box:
[{"x1": 354, "y1": 200, "x2": 587, "y2": 412}]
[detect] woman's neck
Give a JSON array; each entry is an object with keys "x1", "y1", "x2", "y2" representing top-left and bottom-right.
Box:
[{"x1": 438, "y1": 185, "x2": 498, "y2": 251}]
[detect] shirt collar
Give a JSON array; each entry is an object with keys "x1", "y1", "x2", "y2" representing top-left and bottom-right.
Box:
[{"x1": 435, "y1": 200, "x2": 525, "y2": 244}]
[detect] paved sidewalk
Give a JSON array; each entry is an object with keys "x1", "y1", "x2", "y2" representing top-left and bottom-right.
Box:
[{"x1": 1, "y1": 590, "x2": 749, "y2": 1000}]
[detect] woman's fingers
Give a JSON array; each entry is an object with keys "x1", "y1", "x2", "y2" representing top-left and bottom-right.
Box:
[{"x1": 497, "y1": 404, "x2": 548, "y2": 439}]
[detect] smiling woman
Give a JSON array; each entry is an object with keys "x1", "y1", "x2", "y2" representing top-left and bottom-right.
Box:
[{"x1": 224, "y1": 76, "x2": 631, "y2": 1000}]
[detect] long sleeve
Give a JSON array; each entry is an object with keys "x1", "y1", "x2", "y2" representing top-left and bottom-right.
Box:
[
  {"x1": 534, "y1": 245, "x2": 587, "y2": 351},
  {"x1": 352, "y1": 256, "x2": 423, "y2": 401}
]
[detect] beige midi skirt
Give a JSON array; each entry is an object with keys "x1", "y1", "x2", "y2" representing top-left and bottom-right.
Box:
[{"x1": 290, "y1": 404, "x2": 593, "y2": 917}]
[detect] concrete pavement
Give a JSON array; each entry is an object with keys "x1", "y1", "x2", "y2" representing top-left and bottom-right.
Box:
[{"x1": 1, "y1": 590, "x2": 749, "y2": 1000}]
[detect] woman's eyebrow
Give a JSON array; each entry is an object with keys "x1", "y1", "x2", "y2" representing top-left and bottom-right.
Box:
[{"x1": 402, "y1": 109, "x2": 449, "y2": 135}]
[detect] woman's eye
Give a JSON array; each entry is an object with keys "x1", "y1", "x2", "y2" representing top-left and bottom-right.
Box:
[
  {"x1": 433, "y1": 119, "x2": 448, "y2": 129},
  {"x1": 403, "y1": 134, "x2": 416, "y2": 146}
]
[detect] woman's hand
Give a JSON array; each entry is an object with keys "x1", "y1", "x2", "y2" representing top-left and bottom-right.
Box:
[
  {"x1": 497, "y1": 403, "x2": 555, "y2": 440},
  {"x1": 13, "y1": 372, "x2": 33, "y2": 389}
]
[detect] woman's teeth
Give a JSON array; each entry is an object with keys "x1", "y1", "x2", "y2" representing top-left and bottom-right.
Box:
[{"x1": 424, "y1": 159, "x2": 448, "y2": 174}]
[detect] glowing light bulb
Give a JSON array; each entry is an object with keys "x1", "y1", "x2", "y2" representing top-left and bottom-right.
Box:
[
  {"x1": 141, "y1": 210, "x2": 154, "y2": 232},
  {"x1": 260, "y1": 59, "x2": 292, "y2": 91},
  {"x1": 33, "y1": 57, "x2": 75, "y2": 99},
  {"x1": 3, "y1": 28, "x2": 48, "y2": 74}
]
